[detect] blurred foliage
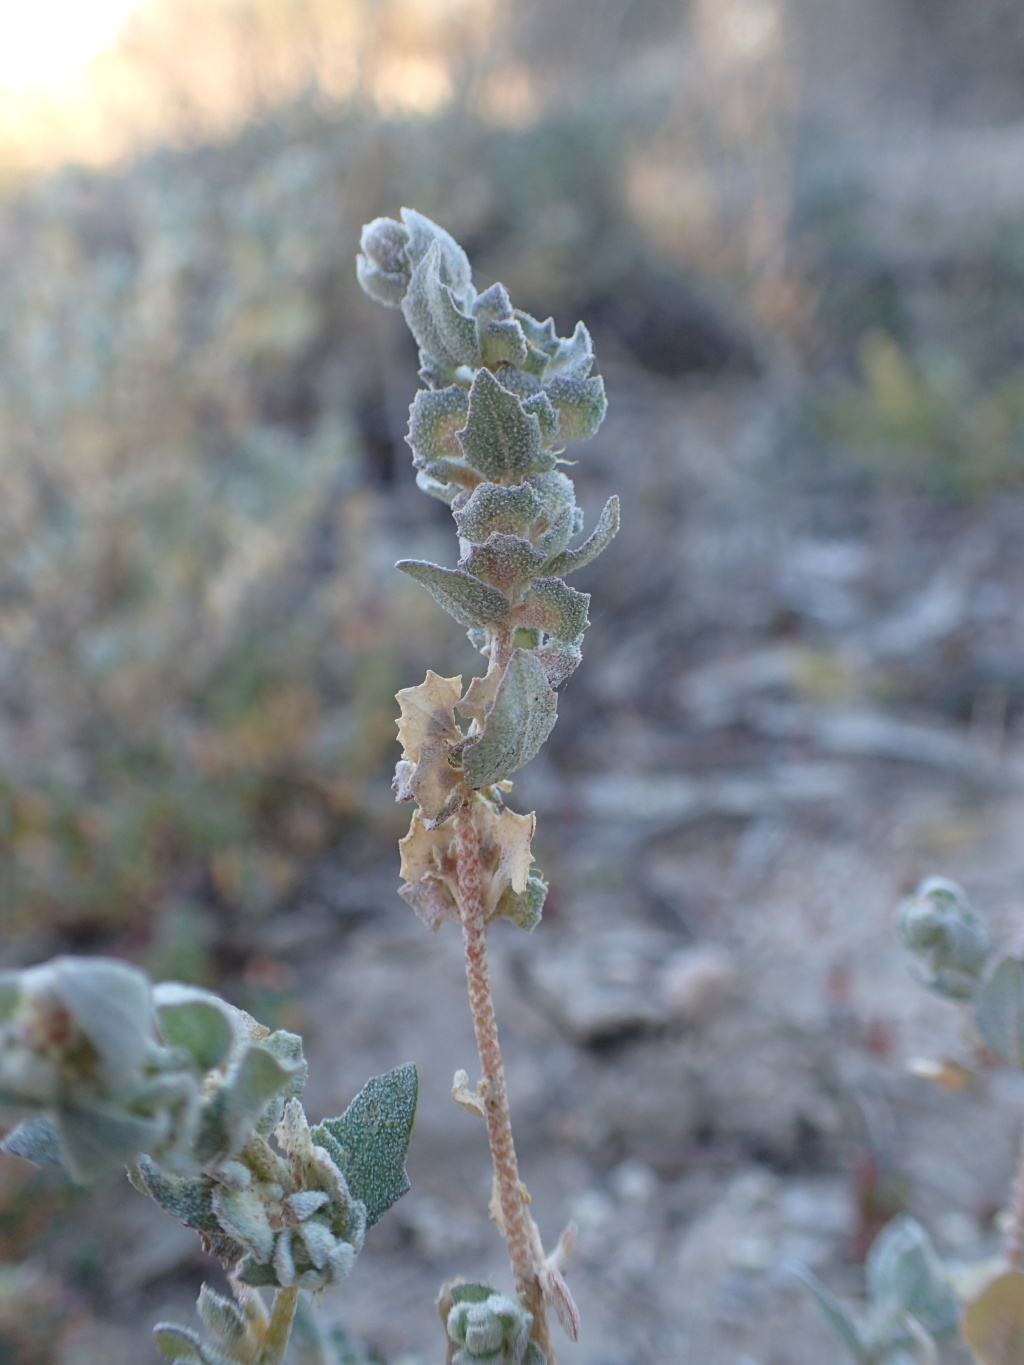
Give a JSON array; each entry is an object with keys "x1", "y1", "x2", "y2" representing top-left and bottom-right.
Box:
[{"x1": 818, "y1": 331, "x2": 1024, "y2": 496}]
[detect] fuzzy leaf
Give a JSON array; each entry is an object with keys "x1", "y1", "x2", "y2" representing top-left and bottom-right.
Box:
[
  {"x1": 196, "y1": 1046, "x2": 297, "y2": 1163},
  {"x1": 155, "y1": 985, "x2": 236, "y2": 1073},
  {"x1": 211, "y1": 1184, "x2": 275, "y2": 1261},
  {"x1": 129, "y1": 1156, "x2": 223, "y2": 1235},
  {"x1": 397, "y1": 874, "x2": 459, "y2": 932},
  {"x1": 796, "y1": 1266, "x2": 869, "y2": 1362},
  {"x1": 494, "y1": 873, "x2": 547, "y2": 932},
  {"x1": 461, "y1": 651, "x2": 557, "y2": 789},
  {"x1": 402, "y1": 242, "x2": 479, "y2": 372},
  {"x1": 396, "y1": 560, "x2": 509, "y2": 629},
  {"x1": 962, "y1": 1270, "x2": 1024, "y2": 1365},
  {"x1": 311, "y1": 1064, "x2": 417, "y2": 1227},
  {"x1": 547, "y1": 321, "x2": 596, "y2": 380},
  {"x1": 408, "y1": 386, "x2": 470, "y2": 466},
  {"x1": 545, "y1": 496, "x2": 620, "y2": 577},
  {"x1": 516, "y1": 578, "x2": 590, "y2": 642},
  {"x1": 545, "y1": 374, "x2": 607, "y2": 442},
  {"x1": 153, "y1": 1324, "x2": 206, "y2": 1364},
  {"x1": 866, "y1": 1217, "x2": 958, "y2": 1337},
  {"x1": 401, "y1": 208, "x2": 472, "y2": 297},
  {"x1": 454, "y1": 482, "x2": 542, "y2": 544},
  {"x1": 48, "y1": 957, "x2": 155, "y2": 1089},
  {"x1": 527, "y1": 472, "x2": 579, "y2": 560},
  {"x1": 57, "y1": 1105, "x2": 162, "y2": 1182},
  {"x1": 458, "y1": 369, "x2": 541, "y2": 480},
  {"x1": 1, "y1": 1115, "x2": 64, "y2": 1167},
  {"x1": 976, "y1": 958, "x2": 1024, "y2": 1069},
  {"x1": 460, "y1": 534, "x2": 546, "y2": 599},
  {"x1": 534, "y1": 638, "x2": 583, "y2": 688},
  {"x1": 197, "y1": 1284, "x2": 247, "y2": 1341},
  {"x1": 474, "y1": 288, "x2": 528, "y2": 369}
]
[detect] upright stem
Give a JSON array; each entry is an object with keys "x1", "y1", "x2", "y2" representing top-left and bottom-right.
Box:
[
  {"x1": 454, "y1": 803, "x2": 552, "y2": 1364},
  {"x1": 1005, "y1": 1120, "x2": 1024, "y2": 1271},
  {"x1": 259, "y1": 1286, "x2": 300, "y2": 1365}
]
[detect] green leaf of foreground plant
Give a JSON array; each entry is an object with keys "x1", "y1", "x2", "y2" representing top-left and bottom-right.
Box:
[
  {"x1": 154, "y1": 984, "x2": 236, "y2": 1073},
  {"x1": 195, "y1": 1046, "x2": 297, "y2": 1163},
  {"x1": 458, "y1": 368, "x2": 541, "y2": 480},
  {"x1": 545, "y1": 495, "x2": 620, "y2": 577},
  {"x1": 545, "y1": 374, "x2": 607, "y2": 442},
  {"x1": 516, "y1": 578, "x2": 590, "y2": 642},
  {"x1": 396, "y1": 561, "x2": 510, "y2": 629},
  {"x1": 962, "y1": 1269, "x2": 1024, "y2": 1365},
  {"x1": 460, "y1": 650, "x2": 557, "y2": 789},
  {"x1": 976, "y1": 958, "x2": 1024, "y2": 1069},
  {"x1": 454, "y1": 481, "x2": 542, "y2": 544},
  {"x1": 311, "y1": 1064, "x2": 417, "y2": 1227},
  {"x1": 866, "y1": 1216, "x2": 959, "y2": 1338},
  {"x1": 402, "y1": 241, "x2": 479, "y2": 373}
]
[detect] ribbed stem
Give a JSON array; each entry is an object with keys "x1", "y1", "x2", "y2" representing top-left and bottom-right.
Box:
[{"x1": 454, "y1": 803, "x2": 552, "y2": 1363}]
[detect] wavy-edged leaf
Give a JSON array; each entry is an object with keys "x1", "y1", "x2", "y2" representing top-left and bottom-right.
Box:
[
  {"x1": 528, "y1": 471, "x2": 578, "y2": 560},
  {"x1": 455, "y1": 481, "x2": 542, "y2": 544},
  {"x1": 396, "y1": 560, "x2": 509, "y2": 629},
  {"x1": 400, "y1": 208, "x2": 472, "y2": 297},
  {"x1": 197, "y1": 1284, "x2": 247, "y2": 1341},
  {"x1": 407, "y1": 385, "x2": 470, "y2": 465},
  {"x1": 976, "y1": 958, "x2": 1024, "y2": 1069},
  {"x1": 458, "y1": 368, "x2": 541, "y2": 480},
  {"x1": 402, "y1": 242, "x2": 479, "y2": 372},
  {"x1": 460, "y1": 651, "x2": 557, "y2": 789},
  {"x1": 516, "y1": 578, "x2": 590, "y2": 642},
  {"x1": 129, "y1": 1156, "x2": 223, "y2": 1235},
  {"x1": 547, "y1": 321, "x2": 596, "y2": 380},
  {"x1": 545, "y1": 373, "x2": 607, "y2": 442},
  {"x1": 460, "y1": 534, "x2": 546, "y2": 599},
  {"x1": 311, "y1": 1064, "x2": 418, "y2": 1227},
  {"x1": 545, "y1": 496, "x2": 620, "y2": 577}
]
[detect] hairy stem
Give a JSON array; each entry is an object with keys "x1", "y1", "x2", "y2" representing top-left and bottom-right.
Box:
[
  {"x1": 1005, "y1": 1120, "x2": 1024, "y2": 1271},
  {"x1": 455, "y1": 802, "x2": 552, "y2": 1363},
  {"x1": 259, "y1": 1286, "x2": 300, "y2": 1365}
]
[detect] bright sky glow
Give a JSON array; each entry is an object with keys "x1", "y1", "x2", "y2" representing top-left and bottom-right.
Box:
[{"x1": 0, "y1": 0, "x2": 139, "y2": 90}]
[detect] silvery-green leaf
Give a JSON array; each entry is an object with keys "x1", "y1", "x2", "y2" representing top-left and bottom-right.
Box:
[
  {"x1": 415, "y1": 469, "x2": 460, "y2": 504},
  {"x1": 521, "y1": 391, "x2": 560, "y2": 448},
  {"x1": 286, "y1": 1190, "x2": 329, "y2": 1220},
  {"x1": 400, "y1": 208, "x2": 472, "y2": 297},
  {"x1": 154, "y1": 985, "x2": 236, "y2": 1073},
  {"x1": 153, "y1": 1324, "x2": 205, "y2": 1364},
  {"x1": 458, "y1": 369, "x2": 541, "y2": 480},
  {"x1": 517, "y1": 578, "x2": 590, "y2": 642},
  {"x1": 197, "y1": 1284, "x2": 246, "y2": 1341},
  {"x1": 454, "y1": 482, "x2": 542, "y2": 544},
  {"x1": 898, "y1": 876, "x2": 991, "y2": 1000},
  {"x1": 402, "y1": 242, "x2": 479, "y2": 372},
  {"x1": 1, "y1": 1115, "x2": 64, "y2": 1167},
  {"x1": 235, "y1": 1257, "x2": 278, "y2": 1288},
  {"x1": 311, "y1": 1063, "x2": 417, "y2": 1227},
  {"x1": 408, "y1": 385, "x2": 470, "y2": 466},
  {"x1": 211, "y1": 1184, "x2": 275, "y2": 1262},
  {"x1": 534, "y1": 638, "x2": 583, "y2": 688},
  {"x1": 48, "y1": 957, "x2": 155, "y2": 1088},
  {"x1": 545, "y1": 496, "x2": 620, "y2": 577},
  {"x1": 262, "y1": 1029, "x2": 307, "y2": 1099},
  {"x1": 866, "y1": 1216, "x2": 958, "y2": 1337},
  {"x1": 129, "y1": 1156, "x2": 223, "y2": 1235},
  {"x1": 298, "y1": 1217, "x2": 335, "y2": 1271},
  {"x1": 494, "y1": 873, "x2": 547, "y2": 932},
  {"x1": 472, "y1": 282, "x2": 514, "y2": 323},
  {"x1": 356, "y1": 217, "x2": 411, "y2": 307},
  {"x1": 480, "y1": 318, "x2": 529, "y2": 369},
  {"x1": 273, "y1": 1227, "x2": 297, "y2": 1285},
  {"x1": 976, "y1": 958, "x2": 1024, "y2": 1069},
  {"x1": 795, "y1": 1266, "x2": 869, "y2": 1362},
  {"x1": 547, "y1": 321, "x2": 596, "y2": 380},
  {"x1": 57, "y1": 1105, "x2": 162, "y2": 1182},
  {"x1": 461, "y1": 651, "x2": 557, "y2": 789},
  {"x1": 459, "y1": 534, "x2": 546, "y2": 599},
  {"x1": 545, "y1": 374, "x2": 607, "y2": 442},
  {"x1": 515, "y1": 311, "x2": 559, "y2": 360},
  {"x1": 396, "y1": 560, "x2": 509, "y2": 629},
  {"x1": 527, "y1": 472, "x2": 578, "y2": 560}
]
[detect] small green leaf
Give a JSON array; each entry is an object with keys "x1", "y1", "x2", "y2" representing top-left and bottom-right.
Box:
[
  {"x1": 195, "y1": 1046, "x2": 297, "y2": 1162},
  {"x1": 458, "y1": 369, "x2": 541, "y2": 480},
  {"x1": 1, "y1": 1116, "x2": 64, "y2": 1168},
  {"x1": 311, "y1": 1063, "x2": 417, "y2": 1227},
  {"x1": 155, "y1": 985, "x2": 236, "y2": 1073},
  {"x1": 976, "y1": 958, "x2": 1024, "y2": 1069},
  {"x1": 459, "y1": 534, "x2": 546, "y2": 599},
  {"x1": 402, "y1": 241, "x2": 480, "y2": 372},
  {"x1": 535, "y1": 638, "x2": 583, "y2": 688},
  {"x1": 50, "y1": 957, "x2": 155, "y2": 1089},
  {"x1": 545, "y1": 495, "x2": 620, "y2": 576},
  {"x1": 129, "y1": 1156, "x2": 223, "y2": 1235},
  {"x1": 545, "y1": 374, "x2": 607, "y2": 442},
  {"x1": 521, "y1": 391, "x2": 561, "y2": 448},
  {"x1": 460, "y1": 651, "x2": 558, "y2": 789},
  {"x1": 547, "y1": 321, "x2": 596, "y2": 379},
  {"x1": 454, "y1": 482, "x2": 542, "y2": 544},
  {"x1": 796, "y1": 1266, "x2": 870, "y2": 1362},
  {"x1": 197, "y1": 1284, "x2": 247, "y2": 1341},
  {"x1": 396, "y1": 560, "x2": 510, "y2": 629},
  {"x1": 153, "y1": 1324, "x2": 205, "y2": 1364},
  {"x1": 527, "y1": 472, "x2": 578, "y2": 560},
  {"x1": 962, "y1": 1269, "x2": 1024, "y2": 1365},
  {"x1": 516, "y1": 578, "x2": 590, "y2": 642},
  {"x1": 494, "y1": 873, "x2": 547, "y2": 932},
  {"x1": 401, "y1": 207, "x2": 472, "y2": 297},
  {"x1": 210, "y1": 1184, "x2": 275, "y2": 1261},
  {"x1": 408, "y1": 386, "x2": 470, "y2": 466},
  {"x1": 866, "y1": 1217, "x2": 959, "y2": 1338}
]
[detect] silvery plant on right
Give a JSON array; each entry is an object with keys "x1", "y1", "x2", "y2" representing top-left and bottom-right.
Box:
[
  {"x1": 0, "y1": 955, "x2": 416, "y2": 1364},
  {"x1": 807, "y1": 876, "x2": 1024, "y2": 1365}
]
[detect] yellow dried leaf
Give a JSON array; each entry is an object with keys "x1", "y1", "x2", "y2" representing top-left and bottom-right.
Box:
[
  {"x1": 456, "y1": 670, "x2": 500, "y2": 727},
  {"x1": 962, "y1": 1269, "x2": 1024, "y2": 1365},
  {"x1": 395, "y1": 671, "x2": 462, "y2": 762},
  {"x1": 475, "y1": 803, "x2": 535, "y2": 910},
  {"x1": 398, "y1": 811, "x2": 457, "y2": 889}
]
